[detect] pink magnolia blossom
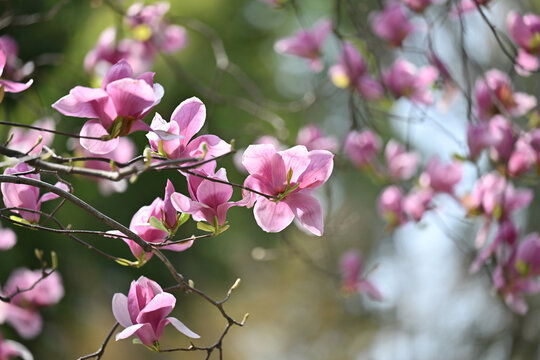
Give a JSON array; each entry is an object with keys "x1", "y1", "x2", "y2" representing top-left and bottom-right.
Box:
[
  {"x1": 340, "y1": 251, "x2": 383, "y2": 300},
  {"x1": 507, "y1": 12, "x2": 540, "y2": 76},
  {"x1": 470, "y1": 220, "x2": 518, "y2": 273},
  {"x1": 296, "y1": 125, "x2": 338, "y2": 152},
  {"x1": 474, "y1": 69, "x2": 536, "y2": 121},
  {"x1": 463, "y1": 172, "x2": 532, "y2": 221},
  {"x1": 377, "y1": 185, "x2": 406, "y2": 228},
  {"x1": 1, "y1": 163, "x2": 69, "y2": 224},
  {"x1": 234, "y1": 135, "x2": 282, "y2": 174},
  {"x1": 147, "y1": 97, "x2": 231, "y2": 160},
  {"x1": 0, "y1": 268, "x2": 63, "y2": 339},
  {"x1": 508, "y1": 135, "x2": 535, "y2": 177},
  {"x1": 171, "y1": 162, "x2": 246, "y2": 230},
  {"x1": 0, "y1": 36, "x2": 33, "y2": 82},
  {"x1": 118, "y1": 180, "x2": 194, "y2": 262},
  {"x1": 242, "y1": 144, "x2": 334, "y2": 236},
  {"x1": 112, "y1": 276, "x2": 199, "y2": 348},
  {"x1": 382, "y1": 59, "x2": 439, "y2": 105},
  {"x1": 371, "y1": 3, "x2": 414, "y2": 47},
  {"x1": 52, "y1": 60, "x2": 164, "y2": 154},
  {"x1": 418, "y1": 156, "x2": 462, "y2": 194},
  {"x1": 0, "y1": 224, "x2": 16, "y2": 251},
  {"x1": 125, "y1": 2, "x2": 188, "y2": 55},
  {"x1": 493, "y1": 233, "x2": 540, "y2": 314},
  {"x1": 403, "y1": 187, "x2": 433, "y2": 221},
  {"x1": 80, "y1": 137, "x2": 137, "y2": 195},
  {"x1": 274, "y1": 18, "x2": 332, "y2": 72},
  {"x1": 7, "y1": 118, "x2": 55, "y2": 155},
  {"x1": 467, "y1": 122, "x2": 493, "y2": 160},
  {"x1": 0, "y1": 333, "x2": 32, "y2": 360},
  {"x1": 488, "y1": 116, "x2": 516, "y2": 163},
  {"x1": 384, "y1": 140, "x2": 419, "y2": 181},
  {"x1": 344, "y1": 129, "x2": 381, "y2": 168},
  {"x1": 84, "y1": 27, "x2": 152, "y2": 77},
  {"x1": 328, "y1": 42, "x2": 383, "y2": 100},
  {"x1": 0, "y1": 43, "x2": 32, "y2": 94},
  {"x1": 401, "y1": 0, "x2": 432, "y2": 13}
]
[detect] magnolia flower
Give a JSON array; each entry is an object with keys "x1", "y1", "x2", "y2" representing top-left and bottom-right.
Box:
[
  {"x1": 147, "y1": 97, "x2": 231, "y2": 160},
  {"x1": 0, "y1": 36, "x2": 34, "y2": 83},
  {"x1": 296, "y1": 125, "x2": 338, "y2": 152},
  {"x1": 507, "y1": 12, "x2": 540, "y2": 76},
  {"x1": 343, "y1": 129, "x2": 381, "y2": 168},
  {"x1": 274, "y1": 18, "x2": 332, "y2": 72},
  {"x1": 488, "y1": 116, "x2": 515, "y2": 163},
  {"x1": 384, "y1": 140, "x2": 419, "y2": 181},
  {"x1": 0, "y1": 268, "x2": 64, "y2": 339},
  {"x1": 171, "y1": 162, "x2": 246, "y2": 232},
  {"x1": 403, "y1": 187, "x2": 433, "y2": 222},
  {"x1": 52, "y1": 60, "x2": 164, "y2": 154},
  {"x1": 418, "y1": 156, "x2": 462, "y2": 194},
  {"x1": 1, "y1": 163, "x2": 69, "y2": 224},
  {"x1": 242, "y1": 144, "x2": 334, "y2": 236},
  {"x1": 125, "y1": 2, "x2": 188, "y2": 55},
  {"x1": 328, "y1": 42, "x2": 383, "y2": 100},
  {"x1": 467, "y1": 122, "x2": 493, "y2": 160},
  {"x1": 474, "y1": 69, "x2": 536, "y2": 121},
  {"x1": 340, "y1": 251, "x2": 382, "y2": 300},
  {"x1": 112, "y1": 276, "x2": 199, "y2": 348},
  {"x1": 508, "y1": 135, "x2": 535, "y2": 177},
  {"x1": 116, "y1": 180, "x2": 194, "y2": 262},
  {"x1": 377, "y1": 185, "x2": 406, "y2": 228},
  {"x1": 371, "y1": 3, "x2": 414, "y2": 47},
  {"x1": 463, "y1": 172, "x2": 532, "y2": 221},
  {"x1": 382, "y1": 59, "x2": 439, "y2": 105},
  {"x1": 0, "y1": 43, "x2": 32, "y2": 94},
  {"x1": 84, "y1": 27, "x2": 152, "y2": 77}
]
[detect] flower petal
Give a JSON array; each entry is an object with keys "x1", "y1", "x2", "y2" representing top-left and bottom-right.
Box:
[
  {"x1": 287, "y1": 192, "x2": 324, "y2": 236},
  {"x1": 165, "y1": 317, "x2": 200, "y2": 338},
  {"x1": 79, "y1": 120, "x2": 119, "y2": 155},
  {"x1": 171, "y1": 97, "x2": 206, "y2": 144},
  {"x1": 253, "y1": 197, "x2": 295, "y2": 233},
  {"x1": 112, "y1": 293, "x2": 133, "y2": 328}
]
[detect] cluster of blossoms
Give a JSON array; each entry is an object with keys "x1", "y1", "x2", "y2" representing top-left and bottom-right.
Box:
[{"x1": 85, "y1": 2, "x2": 187, "y2": 78}]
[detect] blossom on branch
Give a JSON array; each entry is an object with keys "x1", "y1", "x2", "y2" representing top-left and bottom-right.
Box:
[
  {"x1": 1, "y1": 163, "x2": 69, "y2": 224},
  {"x1": 0, "y1": 43, "x2": 32, "y2": 95},
  {"x1": 146, "y1": 97, "x2": 231, "y2": 161},
  {"x1": 274, "y1": 18, "x2": 332, "y2": 72},
  {"x1": 371, "y1": 3, "x2": 414, "y2": 47},
  {"x1": 242, "y1": 144, "x2": 334, "y2": 236},
  {"x1": 340, "y1": 251, "x2": 382, "y2": 300},
  {"x1": 507, "y1": 12, "x2": 540, "y2": 76},
  {"x1": 382, "y1": 59, "x2": 438, "y2": 105},
  {"x1": 112, "y1": 276, "x2": 199, "y2": 349},
  {"x1": 52, "y1": 60, "x2": 164, "y2": 154}
]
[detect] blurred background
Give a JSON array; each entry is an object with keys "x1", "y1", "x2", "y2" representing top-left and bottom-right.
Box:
[{"x1": 1, "y1": 0, "x2": 540, "y2": 359}]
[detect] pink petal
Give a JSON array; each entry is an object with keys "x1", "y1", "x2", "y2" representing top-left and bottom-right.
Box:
[
  {"x1": 286, "y1": 192, "x2": 324, "y2": 236},
  {"x1": 52, "y1": 86, "x2": 117, "y2": 127},
  {"x1": 112, "y1": 293, "x2": 133, "y2": 327},
  {"x1": 102, "y1": 60, "x2": 133, "y2": 89},
  {"x1": 5, "y1": 305, "x2": 42, "y2": 339},
  {"x1": 279, "y1": 146, "x2": 310, "y2": 183},
  {"x1": 136, "y1": 292, "x2": 176, "y2": 329},
  {"x1": 80, "y1": 120, "x2": 119, "y2": 154},
  {"x1": 357, "y1": 279, "x2": 383, "y2": 301},
  {"x1": 115, "y1": 323, "x2": 145, "y2": 341},
  {"x1": 171, "y1": 97, "x2": 206, "y2": 144},
  {"x1": 0, "y1": 79, "x2": 33, "y2": 93},
  {"x1": 515, "y1": 49, "x2": 539, "y2": 76},
  {"x1": 184, "y1": 134, "x2": 231, "y2": 159},
  {"x1": 297, "y1": 150, "x2": 334, "y2": 189},
  {"x1": 242, "y1": 144, "x2": 277, "y2": 177},
  {"x1": 253, "y1": 197, "x2": 295, "y2": 233},
  {"x1": 105, "y1": 78, "x2": 155, "y2": 118},
  {"x1": 196, "y1": 172, "x2": 233, "y2": 209},
  {"x1": 165, "y1": 317, "x2": 200, "y2": 338}
]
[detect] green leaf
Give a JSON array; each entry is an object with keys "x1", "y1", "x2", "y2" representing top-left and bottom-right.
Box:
[
  {"x1": 176, "y1": 213, "x2": 190, "y2": 228},
  {"x1": 197, "y1": 222, "x2": 215, "y2": 233},
  {"x1": 9, "y1": 215, "x2": 34, "y2": 228},
  {"x1": 115, "y1": 258, "x2": 135, "y2": 267},
  {"x1": 149, "y1": 216, "x2": 168, "y2": 232}
]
